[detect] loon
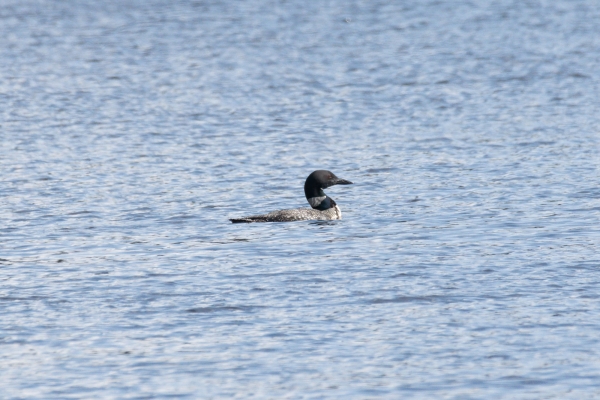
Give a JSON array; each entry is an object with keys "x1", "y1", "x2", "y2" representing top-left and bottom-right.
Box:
[{"x1": 230, "y1": 170, "x2": 353, "y2": 223}]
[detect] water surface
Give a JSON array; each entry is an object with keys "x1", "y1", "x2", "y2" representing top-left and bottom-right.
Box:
[{"x1": 1, "y1": 0, "x2": 600, "y2": 398}]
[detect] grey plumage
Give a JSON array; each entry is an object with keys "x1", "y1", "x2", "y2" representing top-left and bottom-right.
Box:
[
  {"x1": 230, "y1": 170, "x2": 352, "y2": 223},
  {"x1": 230, "y1": 206, "x2": 342, "y2": 223}
]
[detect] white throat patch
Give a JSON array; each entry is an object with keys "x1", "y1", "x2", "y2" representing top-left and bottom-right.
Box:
[{"x1": 307, "y1": 196, "x2": 326, "y2": 208}]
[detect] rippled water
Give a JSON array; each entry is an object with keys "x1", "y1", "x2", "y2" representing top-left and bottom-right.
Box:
[{"x1": 2, "y1": 0, "x2": 600, "y2": 398}]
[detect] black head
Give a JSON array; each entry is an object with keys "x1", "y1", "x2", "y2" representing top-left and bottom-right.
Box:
[{"x1": 304, "y1": 170, "x2": 353, "y2": 210}]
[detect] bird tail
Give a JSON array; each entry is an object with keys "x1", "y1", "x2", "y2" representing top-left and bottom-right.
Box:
[{"x1": 229, "y1": 216, "x2": 269, "y2": 223}]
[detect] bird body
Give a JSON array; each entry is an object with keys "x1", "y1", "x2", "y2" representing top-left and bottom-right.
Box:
[{"x1": 230, "y1": 170, "x2": 352, "y2": 223}]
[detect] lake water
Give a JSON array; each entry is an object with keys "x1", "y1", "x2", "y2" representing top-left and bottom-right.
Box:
[{"x1": 2, "y1": 0, "x2": 600, "y2": 398}]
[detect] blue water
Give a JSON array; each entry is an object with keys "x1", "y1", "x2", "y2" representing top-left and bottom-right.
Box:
[{"x1": 2, "y1": 0, "x2": 600, "y2": 398}]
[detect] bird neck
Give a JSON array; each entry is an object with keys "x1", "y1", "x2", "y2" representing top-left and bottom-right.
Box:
[{"x1": 306, "y1": 192, "x2": 336, "y2": 210}]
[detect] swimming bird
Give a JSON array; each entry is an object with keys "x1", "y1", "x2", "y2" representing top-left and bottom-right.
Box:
[{"x1": 229, "y1": 170, "x2": 353, "y2": 223}]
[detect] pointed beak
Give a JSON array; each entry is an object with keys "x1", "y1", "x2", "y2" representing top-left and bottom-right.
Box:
[{"x1": 333, "y1": 178, "x2": 353, "y2": 185}]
